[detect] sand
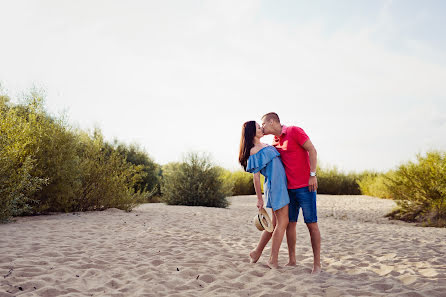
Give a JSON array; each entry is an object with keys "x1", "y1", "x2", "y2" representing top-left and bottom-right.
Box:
[{"x1": 1, "y1": 195, "x2": 445, "y2": 297}]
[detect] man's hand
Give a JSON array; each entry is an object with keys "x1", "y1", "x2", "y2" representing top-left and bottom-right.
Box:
[
  {"x1": 309, "y1": 176, "x2": 318, "y2": 192},
  {"x1": 257, "y1": 197, "x2": 264, "y2": 210}
]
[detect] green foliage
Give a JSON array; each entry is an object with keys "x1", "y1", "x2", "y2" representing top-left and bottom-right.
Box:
[
  {"x1": 74, "y1": 131, "x2": 146, "y2": 211},
  {"x1": 357, "y1": 171, "x2": 393, "y2": 199},
  {"x1": 20, "y1": 93, "x2": 83, "y2": 213},
  {"x1": 317, "y1": 165, "x2": 362, "y2": 195},
  {"x1": 220, "y1": 169, "x2": 255, "y2": 196},
  {"x1": 232, "y1": 171, "x2": 256, "y2": 195},
  {"x1": 114, "y1": 142, "x2": 161, "y2": 196},
  {"x1": 385, "y1": 151, "x2": 446, "y2": 227},
  {"x1": 0, "y1": 89, "x2": 152, "y2": 222},
  {"x1": 0, "y1": 95, "x2": 47, "y2": 221},
  {"x1": 161, "y1": 153, "x2": 231, "y2": 208}
]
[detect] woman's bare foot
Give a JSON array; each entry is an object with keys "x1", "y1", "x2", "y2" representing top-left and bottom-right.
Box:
[
  {"x1": 267, "y1": 260, "x2": 279, "y2": 269},
  {"x1": 249, "y1": 250, "x2": 261, "y2": 263},
  {"x1": 311, "y1": 265, "x2": 321, "y2": 274},
  {"x1": 285, "y1": 261, "x2": 296, "y2": 266}
]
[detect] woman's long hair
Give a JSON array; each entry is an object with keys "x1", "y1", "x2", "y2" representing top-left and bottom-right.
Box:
[{"x1": 238, "y1": 121, "x2": 256, "y2": 171}]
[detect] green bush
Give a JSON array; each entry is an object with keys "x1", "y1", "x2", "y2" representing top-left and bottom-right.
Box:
[
  {"x1": 19, "y1": 94, "x2": 83, "y2": 213},
  {"x1": 161, "y1": 153, "x2": 232, "y2": 207},
  {"x1": 385, "y1": 151, "x2": 446, "y2": 227},
  {"x1": 0, "y1": 95, "x2": 47, "y2": 221},
  {"x1": 74, "y1": 130, "x2": 146, "y2": 211},
  {"x1": 317, "y1": 165, "x2": 361, "y2": 195},
  {"x1": 0, "y1": 88, "x2": 150, "y2": 221},
  {"x1": 114, "y1": 142, "x2": 161, "y2": 196},
  {"x1": 357, "y1": 171, "x2": 393, "y2": 199},
  {"x1": 220, "y1": 169, "x2": 255, "y2": 196},
  {"x1": 231, "y1": 171, "x2": 255, "y2": 195}
]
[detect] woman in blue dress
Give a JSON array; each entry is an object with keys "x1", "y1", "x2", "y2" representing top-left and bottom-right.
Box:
[{"x1": 238, "y1": 121, "x2": 290, "y2": 269}]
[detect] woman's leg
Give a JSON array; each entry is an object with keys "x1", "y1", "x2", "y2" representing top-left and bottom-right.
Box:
[
  {"x1": 267, "y1": 205, "x2": 289, "y2": 268},
  {"x1": 250, "y1": 212, "x2": 276, "y2": 263}
]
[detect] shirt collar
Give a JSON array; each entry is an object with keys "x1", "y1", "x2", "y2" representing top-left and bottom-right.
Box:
[{"x1": 274, "y1": 125, "x2": 287, "y2": 141}]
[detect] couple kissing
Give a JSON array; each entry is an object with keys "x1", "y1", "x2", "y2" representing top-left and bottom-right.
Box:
[{"x1": 238, "y1": 112, "x2": 321, "y2": 273}]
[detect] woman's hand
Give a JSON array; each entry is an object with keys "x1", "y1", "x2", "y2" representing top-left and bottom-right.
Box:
[{"x1": 257, "y1": 197, "x2": 264, "y2": 210}]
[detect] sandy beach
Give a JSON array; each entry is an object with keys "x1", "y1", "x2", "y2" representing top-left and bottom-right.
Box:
[{"x1": 1, "y1": 195, "x2": 445, "y2": 297}]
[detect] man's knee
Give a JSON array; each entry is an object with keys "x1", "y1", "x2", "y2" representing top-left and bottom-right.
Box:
[{"x1": 306, "y1": 222, "x2": 319, "y2": 232}]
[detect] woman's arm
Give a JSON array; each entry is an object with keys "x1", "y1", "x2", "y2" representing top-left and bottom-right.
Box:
[{"x1": 253, "y1": 172, "x2": 264, "y2": 209}]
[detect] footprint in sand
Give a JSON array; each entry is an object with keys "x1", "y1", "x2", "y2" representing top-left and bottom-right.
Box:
[
  {"x1": 399, "y1": 275, "x2": 417, "y2": 285},
  {"x1": 249, "y1": 270, "x2": 265, "y2": 277},
  {"x1": 419, "y1": 268, "x2": 438, "y2": 277},
  {"x1": 374, "y1": 265, "x2": 393, "y2": 276},
  {"x1": 325, "y1": 287, "x2": 345, "y2": 297},
  {"x1": 151, "y1": 259, "x2": 164, "y2": 266},
  {"x1": 371, "y1": 282, "x2": 393, "y2": 291},
  {"x1": 198, "y1": 274, "x2": 216, "y2": 283}
]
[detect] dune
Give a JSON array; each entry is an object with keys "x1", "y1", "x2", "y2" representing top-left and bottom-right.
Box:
[{"x1": 1, "y1": 195, "x2": 445, "y2": 296}]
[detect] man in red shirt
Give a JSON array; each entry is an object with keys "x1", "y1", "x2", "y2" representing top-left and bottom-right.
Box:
[{"x1": 262, "y1": 112, "x2": 321, "y2": 274}]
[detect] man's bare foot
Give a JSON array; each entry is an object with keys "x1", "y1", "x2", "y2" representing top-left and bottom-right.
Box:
[
  {"x1": 249, "y1": 250, "x2": 261, "y2": 263},
  {"x1": 311, "y1": 265, "x2": 321, "y2": 274},
  {"x1": 267, "y1": 260, "x2": 279, "y2": 269},
  {"x1": 285, "y1": 261, "x2": 296, "y2": 266}
]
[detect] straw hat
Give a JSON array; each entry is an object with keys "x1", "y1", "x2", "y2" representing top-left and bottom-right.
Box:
[{"x1": 253, "y1": 208, "x2": 274, "y2": 233}]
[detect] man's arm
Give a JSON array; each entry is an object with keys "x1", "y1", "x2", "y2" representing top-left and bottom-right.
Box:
[{"x1": 302, "y1": 139, "x2": 318, "y2": 192}]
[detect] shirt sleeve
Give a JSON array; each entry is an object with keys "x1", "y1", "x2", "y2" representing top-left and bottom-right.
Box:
[{"x1": 290, "y1": 126, "x2": 309, "y2": 146}]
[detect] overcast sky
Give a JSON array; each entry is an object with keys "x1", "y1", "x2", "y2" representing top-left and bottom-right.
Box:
[{"x1": 1, "y1": 0, "x2": 445, "y2": 172}]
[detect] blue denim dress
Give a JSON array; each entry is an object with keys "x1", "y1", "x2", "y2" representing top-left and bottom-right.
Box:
[{"x1": 246, "y1": 146, "x2": 290, "y2": 211}]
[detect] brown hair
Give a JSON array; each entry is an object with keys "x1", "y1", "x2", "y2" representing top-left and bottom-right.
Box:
[
  {"x1": 261, "y1": 112, "x2": 280, "y2": 123},
  {"x1": 238, "y1": 121, "x2": 256, "y2": 171}
]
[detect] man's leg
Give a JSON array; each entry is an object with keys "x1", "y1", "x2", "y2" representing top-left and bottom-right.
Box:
[
  {"x1": 286, "y1": 189, "x2": 298, "y2": 266},
  {"x1": 285, "y1": 222, "x2": 297, "y2": 266},
  {"x1": 250, "y1": 211, "x2": 276, "y2": 263},
  {"x1": 306, "y1": 222, "x2": 321, "y2": 274},
  {"x1": 300, "y1": 187, "x2": 321, "y2": 274}
]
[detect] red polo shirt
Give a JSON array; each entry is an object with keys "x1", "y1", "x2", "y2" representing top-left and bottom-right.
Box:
[{"x1": 272, "y1": 125, "x2": 310, "y2": 189}]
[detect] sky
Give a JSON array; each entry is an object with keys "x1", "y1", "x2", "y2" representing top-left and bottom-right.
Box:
[{"x1": 1, "y1": 0, "x2": 445, "y2": 172}]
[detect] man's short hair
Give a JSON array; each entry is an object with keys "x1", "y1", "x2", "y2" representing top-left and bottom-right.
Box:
[{"x1": 262, "y1": 112, "x2": 280, "y2": 124}]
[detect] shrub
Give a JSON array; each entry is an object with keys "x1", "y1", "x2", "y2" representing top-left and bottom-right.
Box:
[
  {"x1": 0, "y1": 88, "x2": 149, "y2": 221},
  {"x1": 6, "y1": 92, "x2": 84, "y2": 213},
  {"x1": 317, "y1": 165, "x2": 361, "y2": 195},
  {"x1": 357, "y1": 171, "x2": 393, "y2": 199},
  {"x1": 385, "y1": 151, "x2": 446, "y2": 227},
  {"x1": 231, "y1": 171, "x2": 255, "y2": 195},
  {"x1": 74, "y1": 130, "x2": 146, "y2": 212},
  {"x1": 114, "y1": 142, "x2": 161, "y2": 196},
  {"x1": 220, "y1": 169, "x2": 255, "y2": 196},
  {"x1": 161, "y1": 153, "x2": 232, "y2": 207},
  {"x1": 0, "y1": 95, "x2": 47, "y2": 221}
]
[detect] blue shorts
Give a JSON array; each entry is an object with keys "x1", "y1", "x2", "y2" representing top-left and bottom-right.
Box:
[{"x1": 288, "y1": 187, "x2": 317, "y2": 223}]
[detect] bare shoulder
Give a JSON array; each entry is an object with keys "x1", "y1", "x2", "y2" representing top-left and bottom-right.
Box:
[{"x1": 250, "y1": 143, "x2": 269, "y2": 156}]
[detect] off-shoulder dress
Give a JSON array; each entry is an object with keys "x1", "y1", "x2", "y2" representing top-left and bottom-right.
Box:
[{"x1": 246, "y1": 145, "x2": 290, "y2": 211}]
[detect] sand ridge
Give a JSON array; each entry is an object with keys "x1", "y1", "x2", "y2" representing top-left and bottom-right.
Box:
[{"x1": 1, "y1": 195, "x2": 445, "y2": 296}]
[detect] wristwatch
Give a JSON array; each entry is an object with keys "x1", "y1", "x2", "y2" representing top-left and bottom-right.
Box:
[{"x1": 310, "y1": 171, "x2": 317, "y2": 177}]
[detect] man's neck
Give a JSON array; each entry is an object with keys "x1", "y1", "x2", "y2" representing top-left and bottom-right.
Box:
[{"x1": 272, "y1": 125, "x2": 283, "y2": 137}]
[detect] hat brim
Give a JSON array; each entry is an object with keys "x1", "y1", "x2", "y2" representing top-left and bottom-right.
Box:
[{"x1": 254, "y1": 208, "x2": 274, "y2": 233}]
